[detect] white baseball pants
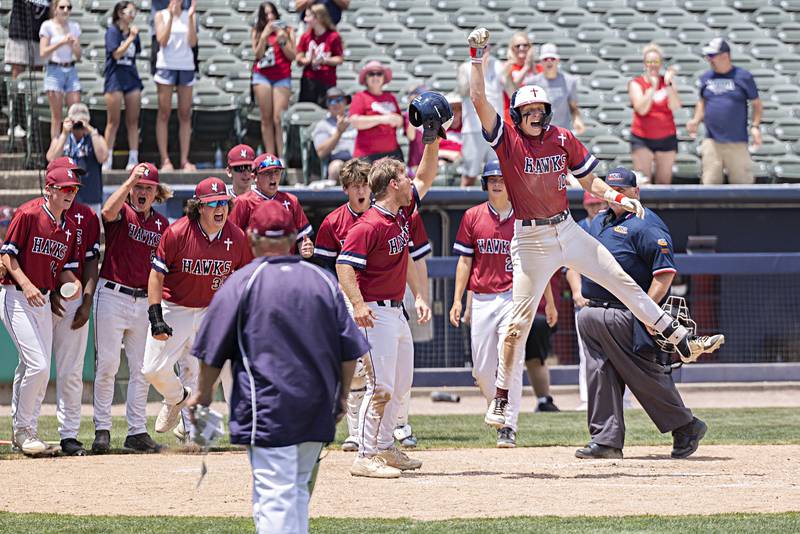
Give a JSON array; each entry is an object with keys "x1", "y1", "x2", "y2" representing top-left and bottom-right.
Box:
[
  {"x1": 93, "y1": 279, "x2": 150, "y2": 435},
  {"x1": 142, "y1": 301, "x2": 205, "y2": 405},
  {"x1": 249, "y1": 441, "x2": 324, "y2": 534},
  {"x1": 1, "y1": 287, "x2": 52, "y2": 433},
  {"x1": 346, "y1": 357, "x2": 367, "y2": 440},
  {"x1": 496, "y1": 216, "x2": 680, "y2": 390},
  {"x1": 471, "y1": 291, "x2": 523, "y2": 430},
  {"x1": 52, "y1": 295, "x2": 90, "y2": 439},
  {"x1": 358, "y1": 303, "x2": 413, "y2": 457}
]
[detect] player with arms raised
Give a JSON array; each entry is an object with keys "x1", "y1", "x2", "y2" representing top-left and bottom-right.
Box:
[{"x1": 467, "y1": 28, "x2": 724, "y2": 428}]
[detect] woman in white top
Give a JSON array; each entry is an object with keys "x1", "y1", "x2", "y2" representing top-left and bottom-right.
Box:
[
  {"x1": 154, "y1": 0, "x2": 197, "y2": 171},
  {"x1": 39, "y1": 0, "x2": 82, "y2": 141}
]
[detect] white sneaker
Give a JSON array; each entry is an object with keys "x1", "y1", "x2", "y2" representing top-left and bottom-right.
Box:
[
  {"x1": 484, "y1": 397, "x2": 508, "y2": 428},
  {"x1": 156, "y1": 387, "x2": 191, "y2": 433},
  {"x1": 14, "y1": 428, "x2": 58, "y2": 457},
  {"x1": 350, "y1": 455, "x2": 402, "y2": 478},
  {"x1": 377, "y1": 446, "x2": 422, "y2": 471},
  {"x1": 102, "y1": 155, "x2": 113, "y2": 171},
  {"x1": 8, "y1": 125, "x2": 26, "y2": 138},
  {"x1": 341, "y1": 437, "x2": 359, "y2": 452}
]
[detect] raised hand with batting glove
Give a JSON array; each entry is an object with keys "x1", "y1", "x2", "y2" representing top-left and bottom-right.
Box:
[
  {"x1": 468, "y1": 27, "x2": 490, "y2": 62},
  {"x1": 148, "y1": 303, "x2": 173, "y2": 340}
]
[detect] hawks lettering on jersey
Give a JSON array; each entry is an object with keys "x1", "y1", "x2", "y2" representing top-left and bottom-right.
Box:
[
  {"x1": 31, "y1": 237, "x2": 68, "y2": 260},
  {"x1": 127, "y1": 223, "x2": 163, "y2": 247},
  {"x1": 453, "y1": 202, "x2": 514, "y2": 294},
  {"x1": 483, "y1": 116, "x2": 598, "y2": 219}
]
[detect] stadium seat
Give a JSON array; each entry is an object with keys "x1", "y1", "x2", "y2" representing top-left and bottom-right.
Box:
[
  {"x1": 368, "y1": 24, "x2": 414, "y2": 46},
  {"x1": 675, "y1": 85, "x2": 698, "y2": 107},
  {"x1": 605, "y1": 83, "x2": 631, "y2": 106},
  {"x1": 625, "y1": 22, "x2": 662, "y2": 44},
  {"x1": 479, "y1": 0, "x2": 520, "y2": 12},
  {"x1": 422, "y1": 24, "x2": 467, "y2": 46},
  {"x1": 768, "y1": 84, "x2": 800, "y2": 107},
  {"x1": 524, "y1": 26, "x2": 567, "y2": 45},
  {"x1": 608, "y1": 153, "x2": 634, "y2": 170},
  {"x1": 427, "y1": 72, "x2": 459, "y2": 93},
  {"x1": 770, "y1": 118, "x2": 800, "y2": 142},
  {"x1": 347, "y1": 7, "x2": 392, "y2": 29},
  {"x1": 757, "y1": 100, "x2": 789, "y2": 126},
  {"x1": 218, "y1": 75, "x2": 252, "y2": 105},
  {"x1": 772, "y1": 155, "x2": 800, "y2": 182},
  {"x1": 348, "y1": 0, "x2": 380, "y2": 10},
  {"x1": 592, "y1": 103, "x2": 629, "y2": 125},
  {"x1": 749, "y1": 38, "x2": 785, "y2": 62},
  {"x1": 546, "y1": 37, "x2": 591, "y2": 60},
  {"x1": 449, "y1": 7, "x2": 498, "y2": 29},
  {"x1": 335, "y1": 22, "x2": 366, "y2": 41},
  {"x1": 577, "y1": 85, "x2": 605, "y2": 108},
  {"x1": 574, "y1": 22, "x2": 617, "y2": 44},
  {"x1": 82, "y1": 0, "x2": 115, "y2": 13},
  {"x1": 228, "y1": 0, "x2": 261, "y2": 14},
  {"x1": 428, "y1": 0, "x2": 476, "y2": 13},
  {"x1": 651, "y1": 37, "x2": 693, "y2": 59},
  {"x1": 550, "y1": 7, "x2": 597, "y2": 28},
  {"x1": 726, "y1": 22, "x2": 772, "y2": 44},
  {"x1": 403, "y1": 7, "x2": 439, "y2": 30},
  {"x1": 215, "y1": 24, "x2": 252, "y2": 47},
  {"x1": 630, "y1": 0, "x2": 676, "y2": 14},
  {"x1": 774, "y1": 54, "x2": 800, "y2": 77},
  {"x1": 674, "y1": 22, "x2": 714, "y2": 46},
  {"x1": 726, "y1": 0, "x2": 762, "y2": 11},
  {"x1": 751, "y1": 6, "x2": 792, "y2": 30},
  {"x1": 777, "y1": 0, "x2": 800, "y2": 13},
  {"x1": 652, "y1": 7, "x2": 695, "y2": 29},
  {"x1": 282, "y1": 103, "x2": 327, "y2": 168},
  {"x1": 200, "y1": 9, "x2": 249, "y2": 30},
  {"x1": 615, "y1": 54, "x2": 643, "y2": 75},
  {"x1": 595, "y1": 38, "x2": 632, "y2": 62},
  {"x1": 669, "y1": 53, "x2": 707, "y2": 76},
  {"x1": 776, "y1": 23, "x2": 800, "y2": 45},
  {"x1": 752, "y1": 159, "x2": 775, "y2": 184},
  {"x1": 409, "y1": 55, "x2": 453, "y2": 78},
  {"x1": 750, "y1": 69, "x2": 792, "y2": 93},
  {"x1": 577, "y1": 0, "x2": 626, "y2": 14},
  {"x1": 751, "y1": 134, "x2": 790, "y2": 161},
  {"x1": 203, "y1": 54, "x2": 243, "y2": 78},
  {"x1": 505, "y1": 7, "x2": 541, "y2": 29},
  {"x1": 587, "y1": 69, "x2": 627, "y2": 91},
  {"x1": 602, "y1": 8, "x2": 644, "y2": 30},
  {"x1": 384, "y1": 71, "x2": 423, "y2": 94},
  {"x1": 343, "y1": 39, "x2": 384, "y2": 63},
  {"x1": 566, "y1": 55, "x2": 612, "y2": 75},
  {"x1": 530, "y1": 0, "x2": 578, "y2": 13},
  {"x1": 576, "y1": 119, "x2": 613, "y2": 142},
  {"x1": 390, "y1": 42, "x2": 438, "y2": 63},
  {"x1": 379, "y1": 0, "x2": 418, "y2": 11},
  {"x1": 589, "y1": 135, "x2": 628, "y2": 160},
  {"x1": 234, "y1": 41, "x2": 256, "y2": 62},
  {"x1": 702, "y1": 6, "x2": 748, "y2": 28},
  {"x1": 669, "y1": 152, "x2": 701, "y2": 183},
  {"x1": 439, "y1": 44, "x2": 470, "y2": 63}
]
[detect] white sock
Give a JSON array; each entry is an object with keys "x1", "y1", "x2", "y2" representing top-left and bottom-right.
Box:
[
  {"x1": 537, "y1": 396, "x2": 549, "y2": 404},
  {"x1": 128, "y1": 150, "x2": 139, "y2": 164}
]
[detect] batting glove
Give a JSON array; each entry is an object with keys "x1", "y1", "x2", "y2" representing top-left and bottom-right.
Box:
[
  {"x1": 148, "y1": 303, "x2": 174, "y2": 337},
  {"x1": 604, "y1": 190, "x2": 645, "y2": 219},
  {"x1": 468, "y1": 28, "x2": 490, "y2": 63}
]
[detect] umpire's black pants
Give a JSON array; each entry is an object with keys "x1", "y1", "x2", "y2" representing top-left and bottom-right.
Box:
[{"x1": 577, "y1": 307, "x2": 693, "y2": 449}]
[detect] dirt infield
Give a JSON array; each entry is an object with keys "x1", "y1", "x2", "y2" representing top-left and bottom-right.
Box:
[{"x1": 2, "y1": 445, "x2": 799, "y2": 519}]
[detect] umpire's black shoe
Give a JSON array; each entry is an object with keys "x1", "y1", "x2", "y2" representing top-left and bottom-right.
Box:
[
  {"x1": 91, "y1": 430, "x2": 111, "y2": 454},
  {"x1": 535, "y1": 396, "x2": 560, "y2": 413},
  {"x1": 124, "y1": 432, "x2": 163, "y2": 453},
  {"x1": 575, "y1": 442, "x2": 623, "y2": 459},
  {"x1": 60, "y1": 438, "x2": 86, "y2": 456},
  {"x1": 671, "y1": 417, "x2": 707, "y2": 459}
]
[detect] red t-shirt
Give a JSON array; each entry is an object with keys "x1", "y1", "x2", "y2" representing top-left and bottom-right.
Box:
[
  {"x1": 336, "y1": 187, "x2": 420, "y2": 302},
  {"x1": 485, "y1": 116, "x2": 598, "y2": 220},
  {"x1": 297, "y1": 29, "x2": 342, "y2": 87},
  {"x1": 228, "y1": 189, "x2": 312, "y2": 252},
  {"x1": 349, "y1": 90, "x2": 401, "y2": 158},
  {"x1": 152, "y1": 217, "x2": 253, "y2": 308},
  {"x1": 66, "y1": 201, "x2": 101, "y2": 281},
  {"x1": 630, "y1": 75, "x2": 676, "y2": 140},
  {"x1": 100, "y1": 203, "x2": 169, "y2": 289},
  {"x1": 453, "y1": 202, "x2": 514, "y2": 294},
  {"x1": 0, "y1": 198, "x2": 79, "y2": 290},
  {"x1": 253, "y1": 30, "x2": 293, "y2": 81}
]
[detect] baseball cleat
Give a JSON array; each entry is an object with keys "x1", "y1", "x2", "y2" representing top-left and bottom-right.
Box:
[
  {"x1": 675, "y1": 334, "x2": 725, "y2": 363},
  {"x1": 91, "y1": 429, "x2": 111, "y2": 454},
  {"x1": 173, "y1": 418, "x2": 186, "y2": 443},
  {"x1": 60, "y1": 438, "x2": 87, "y2": 456},
  {"x1": 350, "y1": 456, "x2": 402, "y2": 479},
  {"x1": 341, "y1": 437, "x2": 359, "y2": 452},
  {"x1": 399, "y1": 435, "x2": 418, "y2": 448},
  {"x1": 496, "y1": 426, "x2": 516, "y2": 448},
  {"x1": 377, "y1": 447, "x2": 422, "y2": 471},
  {"x1": 484, "y1": 397, "x2": 508, "y2": 428},
  {"x1": 14, "y1": 428, "x2": 59, "y2": 457},
  {"x1": 123, "y1": 432, "x2": 162, "y2": 453},
  {"x1": 393, "y1": 424, "x2": 417, "y2": 448},
  {"x1": 575, "y1": 442, "x2": 623, "y2": 460},
  {"x1": 671, "y1": 417, "x2": 707, "y2": 459},
  {"x1": 156, "y1": 387, "x2": 191, "y2": 433},
  {"x1": 535, "y1": 396, "x2": 560, "y2": 413}
]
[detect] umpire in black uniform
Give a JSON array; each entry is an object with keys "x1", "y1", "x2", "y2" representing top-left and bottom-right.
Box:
[{"x1": 575, "y1": 167, "x2": 712, "y2": 460}]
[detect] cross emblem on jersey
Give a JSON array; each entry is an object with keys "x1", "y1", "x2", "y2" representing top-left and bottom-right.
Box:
[
  {"x1": 74, "y1": 213, "x2": 83, "y2": 225},
  {"x1": 558, "y1": 133, "x2": 567, "y2": 146},
  {"x1": 282, "y1": 200, "x2": 291, "y2": 210},
  {"x1": 224, "y1": 238, "x2": 233, "y2": 251},
  {"x1": 65, "y1": 229, "x2": 71, "y2": 241},
  {"x1": 155, "y1": 219, "x2": 162, "y2": 230}
]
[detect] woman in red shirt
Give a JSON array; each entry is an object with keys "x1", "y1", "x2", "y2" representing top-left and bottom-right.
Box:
[
  {"x1": 251, "y1": 1, "x2": 296, "y2": 158},
  {"x1": 628, "y1": 43, "x2": 682, "y2": 185},
  {"x1": 502, "y1": 33, "x2": 540, "y2": 124},
  {"x1": 296, "y1": 4, "x2": 343, "y2": 108},
  {"x1": 349, "y1": 60, "x2": 404, "y2": 162}
]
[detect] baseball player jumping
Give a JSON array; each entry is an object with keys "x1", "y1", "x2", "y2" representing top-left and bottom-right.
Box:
[
  {"x1": 142, "y1": 177, "x2": 252, "y2": 436},
  {"x1": 1, "y1": 166, "x2": 82, "y2": 456},
  {"x1": 467, "y1": 28, "x2": 724, "y2": 428},
  {"x1": 93, "y1": 163, "x2": 171, "y2": 453}
]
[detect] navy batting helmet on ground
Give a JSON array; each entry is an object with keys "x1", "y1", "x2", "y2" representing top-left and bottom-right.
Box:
[
  {"x1": 408, "y1": 91, "x2": 454, "y2": 145},
  {"x1": 481, "y1": 160, "x2": 502, "y2": 191}
]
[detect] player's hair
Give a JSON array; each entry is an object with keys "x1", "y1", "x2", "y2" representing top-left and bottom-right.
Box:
[
  {"x1": 340, "y1": 158, "x2": 371, "y2": 189},
  {"x1": 185, "y1": 197, "x2": 235, "y2": 221},
  {"x1": 506, "y1": 32, "x2": 531, "y2": 62},
  {"x1": 155, "y1": 184, "x2": 174, "y2": 204},
  {"x1": 368, "y1": 158, "x2": 405, "y2": 200},
  {"x1": 642, "y1": 43, "x2": 664, "y2": 62},
  {"x1": 309, "y1": 4, "x2": 335, "y2": 32},
  {"x1": 248, "y1": 232, "x2": 296, "y2": 256}
]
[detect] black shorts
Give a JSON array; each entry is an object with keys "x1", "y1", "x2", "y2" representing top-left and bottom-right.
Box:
[
  {"x1": 629, "y1": 133, "x2": 678, "y2": 153},
  {"x1": 364, "y1": 148, "x2": 404, "y2": 163},
  {"x1": 299, "y1": 77, "x2": 332, "y2": 108},
  {"x1": 524, "y1": 314, "x2": 555, "y2": 363}
]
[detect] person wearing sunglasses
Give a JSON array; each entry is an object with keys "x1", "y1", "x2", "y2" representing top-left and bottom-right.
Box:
[
  {"x1": 225, "y1": 144, "x2": 256, "y2": 197},
  {"x1": 502, "y1": 33, "x2": 540, "y2": 126},
  {"x1": 527, "y1": 43, "x2": 584, "y2": 136},
  {"x1": 312, "y1": 87, "x2": 355, "y2": 184},
  {"x1": 296, "y1": 4, "x2": 343, "y2": 108},
  {"x1": 229, "y1": 153, "x2": 315, "y2": 258},
  {"x1": 349, "y1": 60, "x2": 404, "y2": 163},
  {"x1": 39, "y1": 0, "x2": 82, "y2": 141},
  {"x1": 142, "y1": 177, "x2": 253, "y2": 439},
  {"x1": 1, "y1": 166, "x2": 83, "y2": 457}
]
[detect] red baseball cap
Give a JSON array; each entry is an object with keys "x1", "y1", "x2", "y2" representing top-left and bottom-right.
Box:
[
  {"x1": 227, "y1": 144, "x2": 255, "y2": 167},
  {"x1": 47, "y1": 156, "x2": 86, "y2": 175},
  {"x1": 248, "y1": 201, "x2": 296, "y2": 237},
  {"x1": 194, "y1": 177, "x2": 229, "y2": 203},
  {"x1": 252, "y1": 153, "x2": 284, "y2": 174},
  {"x1": 137, "y1": 162, "x2": 160, "y2": 185},
  {"x1": 46, "y1": 167, "x2": 83, "y2": 187},
  {"x1": 582, "y1": 191, "x2": 603, "y2": 206}
]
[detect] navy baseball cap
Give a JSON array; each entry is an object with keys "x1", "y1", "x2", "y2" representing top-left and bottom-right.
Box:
[
  {"x1": 605, "y1": 167, "x2": 637, "y2": 188},
  {"x1": 482, "y1": 160, "x2": 502, "y2": 177},
  {"x1": 702, "y1": 38, "x2": 731, "y2": 56}
]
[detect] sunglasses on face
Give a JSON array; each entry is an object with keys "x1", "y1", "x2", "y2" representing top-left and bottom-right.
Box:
[
  {"x1": 542, "y1": 57, "x2": 557, "y2": 62},
  {"x1": 366, "y1": 71, "x2": 384, "y2": 78},
  {"x1": 327, "y1": 96, "x2": 345, "y2": 104},
  {"x1": 644, "y1": 60, "x2": 661, "y2": 65},
  {"x1": 513, "y1": 43, "x2": 530, "y2": 50},
  {"x1": 203, "y1": 200, "x2": 229, "y2": 208},
  {"x1": 53, "y1": 185, "x2": 78, "y2": 194},
  {"x1": 232, "y1": 165, "x2": 251, "y2": 173}
]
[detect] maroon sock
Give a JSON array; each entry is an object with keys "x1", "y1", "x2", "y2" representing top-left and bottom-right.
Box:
[{"x1": 495, "y1": 388, "x2": 509, "y2": 400}]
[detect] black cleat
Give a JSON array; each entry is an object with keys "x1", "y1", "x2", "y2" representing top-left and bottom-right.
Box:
[
  {"x1": 496, "y1": 426, "x2": 516, "y2": 448},
  {"x1": 671, "y1": 417, "x2": 707, "y2": 459},
  {"x1": 60, "y1": 438, "x2": 86, "y2": 456},
  {"x1": 535, "y1": 396, "x2": 560, "y2": 412},
  {"x1": 91, "y1": 430, "x2": 111, "y2": 454},
  {"x1": 575, "y1": 442, "x2": 623, "y2": 459},
  {"x1": 123, "y1": 432, "x2": 163, "y2": 453}
]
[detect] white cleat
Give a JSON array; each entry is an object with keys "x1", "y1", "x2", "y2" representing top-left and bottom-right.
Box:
[
  {"x1": 484, "y1": 397, "x2": 508, "y2": 428},
  {"x1": 341, "y1": 437, "x2": 359, "y2": 452},
  {"x1": 156, "y1": 387, "x2": 191, "y2": 433},
  {"x1": 14, "y1": 428, "x2": 59, "y2": 457},
  {"x1": 350, "y1": 455, "x2": 402, "y2": 479}
]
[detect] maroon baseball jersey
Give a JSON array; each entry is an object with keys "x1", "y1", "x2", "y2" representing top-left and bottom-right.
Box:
[
  {"x1": 0, "y1": 198, "x2": 79, "y2": 290},
  {"x1": 100, "y1": 203, "x2": 169, "y2": 289},
  {"x1": 409, "y1": 211, "x2": 431, "y2": 261},
  {"x1": 313, "y1": 202, "x2": 361, "y2": 261},
  {"x1": 152, "y1": 217, "x2": 253, "y2": 308},
  {"x1": 484, "y1": 115, "x2": 598, "y2": 219},
  {"x1": 337, "y1": 188, "x2": 420, "y2": 301},
  {"x1": 66, "y1": 201, "x2": 101, "y2": 281},
  {"x1": 453, "y1": 202, "x2": 514, "y2": 294},
  {"x1": 229, "y1": 189, "x2": 312, "y2": 250}
]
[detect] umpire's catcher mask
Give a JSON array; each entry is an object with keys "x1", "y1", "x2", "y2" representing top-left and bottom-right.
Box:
[{"x1": 654, "y1": 296, "x2": 697, "y2": 359}]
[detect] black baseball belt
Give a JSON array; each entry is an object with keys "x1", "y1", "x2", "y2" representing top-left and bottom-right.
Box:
[
  {"x1": 588, "y1": 299, "x2": 628, "y2": 310},
  {"x1": 521, "y1": 210, "x2": 569, "y2": 227},
  {"x1": 104, "y1": 281, "x2": 147, "y2": 299},
  {"x1": 374, "y1": 300, "x2": 403, "y2": 308},
  {"x1": 12, "y1": 285, "x2": 49, "y2": 295}
]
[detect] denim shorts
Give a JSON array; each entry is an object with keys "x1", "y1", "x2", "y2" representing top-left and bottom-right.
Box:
[
  {"x1": 154, "y1": 68, "x2": 196, "y2": 87},
  {"x1": 44, "y1": 63, "x2": 81, "y2": 93},
  {"x1": 252, "y1": 72, "x2": 291, "y2": 88}
]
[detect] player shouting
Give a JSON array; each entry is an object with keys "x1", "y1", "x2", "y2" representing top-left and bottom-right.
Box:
[{"x1": 467, "y1": 28, "x2": 724, "y2": 428}]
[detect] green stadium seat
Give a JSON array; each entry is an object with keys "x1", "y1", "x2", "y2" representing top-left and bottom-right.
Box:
[
  {"x1": 774, "y1": 54, "x2": 800, "y2": 77},
  {"x1": 429, "y1": 0, "x2": 476, "y2": 13},
  {"x1": 625, "y1": 22, "x2": 662, "y2": 44},
  {"x1": 409, "y1": 55, "x2": 453, "y2": 78},
  {"x1": 550, "y1": 7, "x2": 597, "y2": 28},
  {"x1": 776, "y1": 23, "x2": 800, "y2": 45},
  {"x1": 422, "y1": 24, "x2": 467, "y2": 46},
  {"x1": 347, "y1": 7, "x2": 393, "y2": 29},
  {"x1": 590, "y1": 135, "x2": 628, "y2": 160},
  {"x1": 566, "y1": 54, "x2": 611, "y2": 76},
  {"x1": 751, "y1": 6, "x2": 792, "y2": 30},
  {"x1": 368, "y1": 24, "x2": 414, "y2": 46},
  {"x1": 574, "y1": 22, "x2": 617, "y2": 44},
  {"x1": 403, "y1": 7, "x2": 439, "y2": 30},
  {"x1": 770, "y1": 117, "x2": 800, "y2": 142},
  {"x1": 749, "y1": 38, "x2": 785, "y2": 62},
  {"x1": 578, "y1": 0, "x2": 627, "y2": 14},
  {"x1": 777, "y1": 0, "x2": 800, "y2": 13},
  {"x1": 390, "y1": 42, "x2": 438, "y2": 63},
  {"x1": 531, "y1": 0, "x2": 578, "y2": 13},
  {"x1": 450, "y1": 7, "x2": 498, "y2": 29},
  {"x1": 200, "y1": 9, "x2": 248, "y2": 30},
  {"x1": 343, "y1": 39, "x2": 384, "y2": 63},
  {"x1": 595, "y1": 38, "x2": 633, "y2": 61},
  {"x1": 702, "y1": 6, "x2": 748, "y2": 28},
  {"x1": 771, "y1": 155, "x2": 800, "y2": 182},
  {"x1": 630, "y1": 0, "x2": 676, "y2": 14},
  {"x1": 505, "y1": 7, "x2": 541, "y2": 29},
  {"x1": 587, "y1": 69, "x2": 626, "y2": 91},
  {"x1": 726, "y1": 22, "x2": 772, "y2": 44},
  {"x1": 592, "y1": 102, "x2": 628, "y2": 125},
  {"x1": 751, "y1": 134, "x2": 790, "y2": 160},
  {"x1": 602, "y1": 8, "x2": 644, "y2": 30},
  {"x1": 769, "y1": 84, "x2": 800, "y2": 107},
  {"x1": 479, "y1": 0, "x2": 520, "y2": 12},
  {"x1": 674, "y1": 22, "x2": 714, "y2": 46},
  {"x1": 652, "y1": 7, "x2": 694, "y2": 29},
  {"x1": 671, "y1": 153, "x2": 701, "y2": 182},
  {"x1": 215, "y1": 24, "x2": 252, "y2": 47}
]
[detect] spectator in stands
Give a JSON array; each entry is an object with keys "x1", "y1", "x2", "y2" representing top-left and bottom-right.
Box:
[
  {"x1": 312, "y1": 87, "x2": 356, "y2": 184},
  {"x1": 45, "y1": 103, "x2": 109, "y2": 213},
  {"x1": 527, "y1": 43, "x2": 584, "y2": 135},
  {"x1": 349, "y1": 60, "x2": 403, "y2": 163},
  {"x1": 502, "y1": 32, "x2": 539, "y2": 124},
  {"x1": 4, "y1": 0, "x2": 50, "y2": 138},
  {"x1": 296, "y1": 5, "x2": 343, "y2": 108},
  {"x1": 252, "y1": 2, "x2": 296, "y2": 158},
  {"x1": 458, "y1": 45, "x2": 504, "y2": 187},
  {"x1": 39, "y1": 0, "x2": 82, "y2": 141},
  {"x1": 295, "y1": 0, "x2": 348, "y2": 26},
  {"x1": 0, "y1": 206, "x2": 15, "y2": 242},
  {"x1": 688, "y1": 38, "x2": 762, "y2": 185},
  {"x1": 154, "y1": 0, "x2": 198, "y2": 171},
  {"x1": 439, "y1": 92, "x2": 463, "y2": 163},
  {"x1": 103, "y1": 1, "x2": 144, "y2": 171},
  {"x1": 628, "y1": 43, "x2": 681, "y2": 185}
]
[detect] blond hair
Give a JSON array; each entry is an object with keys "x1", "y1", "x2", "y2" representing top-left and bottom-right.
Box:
[
  {"x1": 310, "y1": 4, "x2": 335, "y2": 32},
  {"x1": 642, "y1": 43, "x2": 664, "y2": 62},
  {"x1": 506, "y1": 32, "x2": 531, "y2": 62},
  {"x1": 368, "y1": 158, "x2": 405, "y2": 200}
]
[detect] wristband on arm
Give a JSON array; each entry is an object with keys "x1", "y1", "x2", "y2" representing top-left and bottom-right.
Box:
[
  {"x1": 470, "y1": 46, "x2": 485, "y2": 64},
  {"x1": 603, "y1": 189, "x2": 625, "y2": 205}
]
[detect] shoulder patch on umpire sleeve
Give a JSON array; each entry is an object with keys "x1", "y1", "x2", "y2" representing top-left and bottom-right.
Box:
[
  {"x1": 613, "y1": 225, "x2": 628, "y2": 235},
  {"x1": 657, "y1": 238, "x2": 668, "y2": 247}
]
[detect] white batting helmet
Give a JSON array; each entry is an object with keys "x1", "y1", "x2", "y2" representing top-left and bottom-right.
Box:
[{"x1": 509, "y1": 85, "x2": 552, "y2": 128}]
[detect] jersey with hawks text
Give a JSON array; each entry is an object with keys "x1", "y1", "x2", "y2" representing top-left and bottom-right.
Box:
[{"x1": 453, "y1": 202, "x2": 514, "y2": 294}]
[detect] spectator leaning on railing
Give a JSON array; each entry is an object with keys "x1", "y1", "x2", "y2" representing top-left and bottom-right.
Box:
[
  {"x1": 527, "y1": 43, "x2": 584, "y2": 135},
  {"x1": 687, "y1": 38, "x2": 762, "y2": 185},
  {"x1": 627, "y1": 43, "x2": 681, "y2": 185},
  {"x1": 312, "y1": 87, "x2": 356, "y2": 183},
  {"x1": 349, "y1": 60, "x2": 404, "y2": 163},
  {"x1": 296, "y1": 4, "x2": 344, "y2": 108}
]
